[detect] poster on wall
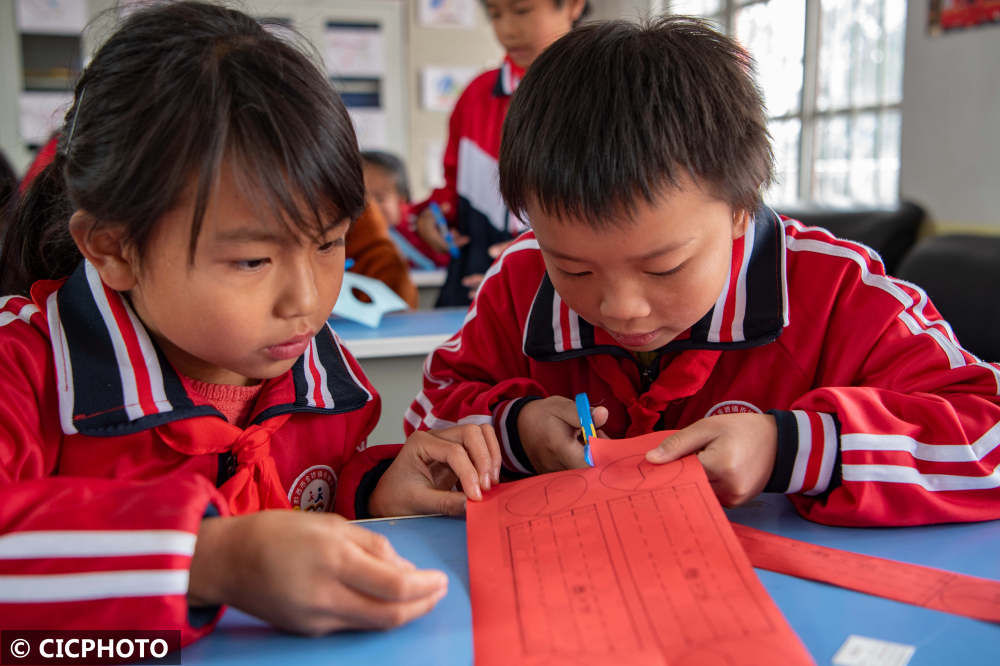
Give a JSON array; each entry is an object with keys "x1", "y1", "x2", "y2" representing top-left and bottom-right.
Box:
[
  {"x1": 324, "y1": 21, "x2": 385, "y2": 77},
  {"x1": 418, "y1": 0, "x2": 476, "y2": 28},
  {"x1": 421, "y1": 66, "x2": 477, "y2": 111},
  {"x1": 16, "y1": 0, "x2": 88, "y2": 33},
  {"x1": 928, "y1": 0, "x2": 1000, "y2": 32}
]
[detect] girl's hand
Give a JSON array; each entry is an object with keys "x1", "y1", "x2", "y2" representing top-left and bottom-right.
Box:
[
  {"x1": 368, "y1": 424, "x2": 502, "y2": 517},
  {"x1": 188, "y1": 511, "x2": 448, "y2": 635},
  {"x1": 516, "y1": 396, "x2": 609, "y2": 473},
  {"x1": 645, "y1": 413, "x2": 778, "y2": 506}
]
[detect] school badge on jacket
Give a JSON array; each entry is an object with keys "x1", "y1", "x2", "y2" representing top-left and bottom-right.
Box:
[
  {"x1": 289, "y1": 465, "x2": 337, "y2": 512},
  {"x1": 705, "y1": 400, "x2": 763, "y2": 417}
]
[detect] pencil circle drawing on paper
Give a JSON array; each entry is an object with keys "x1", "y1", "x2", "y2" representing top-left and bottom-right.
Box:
[
  {"x1": 599, "y1": 453, "x2": 687, "y2": 492},
  {"x1": 504, "y1": 473, "x2": 588, "y2": 516}
]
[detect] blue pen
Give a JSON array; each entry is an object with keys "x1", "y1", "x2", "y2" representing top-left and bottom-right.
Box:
[
  {"x1": 575, "y1": 392, "x2": 597, "y2": 467},
  {"x1": 428, "y1": 201, "x2": 460, "y2": 259}
]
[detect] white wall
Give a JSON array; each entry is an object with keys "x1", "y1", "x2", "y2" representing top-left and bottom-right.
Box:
[
  {"x1": 590, "y1": 0, "x2": 656, "y2": 21},
  {"x1": 404, "y1": 1, "x2": 502, "y2": 201},
  {"x1": 899, "y1": 3, "x2": 1000, "y2": 231}
]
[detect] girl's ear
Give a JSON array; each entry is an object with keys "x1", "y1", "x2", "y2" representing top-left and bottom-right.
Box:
[
  {"x1": 569, "y1": 0, "x2": 586, "y2": 22},
  {"x1": 731, "y1": 209, "x2": 751, "y2": 239},
  {"x1": 68, "y1": 211, "x2": 139, "y2": 291}
]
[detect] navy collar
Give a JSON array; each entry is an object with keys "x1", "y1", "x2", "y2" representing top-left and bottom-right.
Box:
[
  {"x1": 47, "y1": 262, "x2": 372, "y2": 436},
  {"x1": 492, "y1": 57, "x2": 523, "y2": 97},
  {"x1": 522, "y1": 207, "x2": 789, "y2": 362}
]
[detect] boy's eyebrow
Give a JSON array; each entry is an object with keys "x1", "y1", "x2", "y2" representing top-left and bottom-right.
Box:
[
  {"x1": 213, "y1": 218, "x2": 349, "y2": 244},
  {"x1": 544, "y1": 238, "x2": 694, "y2": 262},
  {"x1": 212, "y1": 228, "x2": 285, "y2": 243}
]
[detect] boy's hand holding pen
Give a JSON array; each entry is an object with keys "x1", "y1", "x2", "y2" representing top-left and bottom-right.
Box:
[{"x1": 515, "y1": 394, "x2": 608, "y2": 473}]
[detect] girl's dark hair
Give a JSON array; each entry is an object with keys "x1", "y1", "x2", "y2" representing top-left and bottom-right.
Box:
[
  {"x1": 361, "y1": 150, "x2": 411, "y2": 201},
  {"x1": 480, "y1": 0, "x2": 592, "y2": 26},
  {"x1": 0, "y1": 149, "x2": 19, "y2": 240},
  {"x1": 499, "y1": 17, "x2": 773, "y2": 228},
  {"x1": 0, "y1": 1, "x2": 364, "y2": 295}
]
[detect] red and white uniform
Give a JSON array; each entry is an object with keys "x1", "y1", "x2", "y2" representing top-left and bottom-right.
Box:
[
  {"x1": 0, "y1": 262, "x2": 399, "y2": 643},
  {"x1": 416, "y1": 57, "x2": 529, "y2": 306},
  {"x1": 405, "y1": 208, "x2": 1000, "y2": 527}
]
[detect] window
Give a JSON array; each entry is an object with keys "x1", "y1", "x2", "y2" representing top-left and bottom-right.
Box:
[{"x1": 665, "y1": 0, "x2": 906, "y2": 208}]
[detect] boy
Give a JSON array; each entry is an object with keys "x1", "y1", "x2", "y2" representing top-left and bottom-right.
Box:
[
  {"x1": 412, "y1": 0, "x2": 589, "y2": 305},
  {"x1": 362, "y1": 150, "x2": 450, "y2": 269},
  {"x1": 404, "y1": 18, "x2": 1000, "y2": 527}
]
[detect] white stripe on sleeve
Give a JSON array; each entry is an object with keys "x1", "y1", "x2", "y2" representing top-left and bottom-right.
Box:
[{"x1": 0, "y1": 530, "x2": 196, "y2": 559}]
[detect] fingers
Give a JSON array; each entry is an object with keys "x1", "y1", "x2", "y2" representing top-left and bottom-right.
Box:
[
  {"x1": 407, "y1": 488, "x2": 471, "y2": 517},
  {"x1": 325, "y1": 582, "x2": 448, "y2": 632},
  {"x1": 562, "y1": 442, "x2": 588, "y2": 469},
  {"x1": 344, "y1": 521, "x2": 415, "y2": 571},
  {"x1": 646, "y1": 419, "x2": 716, "y2": 464},
  {"x1": 417, "y1": 436, "x2": 483, "y2": 500},
  {"x1": 591, "y1": 405, "x2": 609, "y2": 430},
  {"x1": 478, "y1": 425, "x2": 502, "y2": 486},
  {"x1": 547, "y1": 395, "x2": 584, "y2": 427},
  {"x1": 432, "y1": 424, "x2": 502, "y2": 487},
  {"x1": 340, "y1": 534, "x2": 449, "y2": 603},
  {"x1": 415, "y1": 209, "x2": 449, "y2": 252}
]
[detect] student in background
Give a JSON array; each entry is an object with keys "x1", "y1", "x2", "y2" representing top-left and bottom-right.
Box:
[
  {"x1": 405, "y1": 18, "x2": 1000, "y2": 527},
  {"x1": 362, "y1": 149, "x2": 450, "y2": 270},
  {"x1": 413, "y1": 0, "x2": 589, "y2": 306},
  {"x1": 346, "y1": 200, "x2": 419, "y2": 308},
  {"x1": 0, "y1": 1, "x2": 500, "y2": 644}
]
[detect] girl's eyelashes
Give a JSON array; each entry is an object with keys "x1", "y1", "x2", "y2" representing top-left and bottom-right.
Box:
[
  {"x1": 647, "y1": 266, "x2": 682, "y2": 277},
  {"x1": 317, "y1": 237, "x2": 346, "y2": 254},
  {"x1": 556, "y1": 263, "x2": 685, "y2": 278},
  {"x1": 234, "y1": 258, "x2": 270, "y2": 270}
]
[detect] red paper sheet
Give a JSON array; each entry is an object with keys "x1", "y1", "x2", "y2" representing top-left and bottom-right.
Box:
[
  {"x1": 466, "y1": 432, "x2": 814, "y2": 666},
  {"x1": 588, "y1": 432, "x2": 1000, "y2": 624}
]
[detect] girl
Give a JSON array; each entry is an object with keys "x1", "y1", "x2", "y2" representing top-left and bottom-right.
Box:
[
  {"x1": 0, "y1": 1, "x2": 499, "y2": 645},
  {"x1": 413, "y1": 0, "x2": 590, "y2": 306}
]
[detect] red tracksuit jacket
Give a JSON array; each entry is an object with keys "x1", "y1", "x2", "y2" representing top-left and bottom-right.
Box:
[
  {"x1": 0, "y1": 262, "x2": 398, "y2": 644},
  {"x1": 405, "y1": 209, "x2": 1000, "y2": 527},
  {"x1": 416, "y1": 56, "x2": 530, "y2": 306}
]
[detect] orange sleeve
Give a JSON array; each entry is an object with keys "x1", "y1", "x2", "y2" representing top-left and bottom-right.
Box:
[{"x1": 345, "y1": 201, "x2": 418, "y2": 308}]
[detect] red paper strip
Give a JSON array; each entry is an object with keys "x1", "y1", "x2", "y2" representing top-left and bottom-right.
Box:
[
  {"x1": 589, "y1": 432, "x2": 1000, "y2": 624},
  {"x1": 732, "y1": 522, "x2": 1000, "y2": 624},
  {"x1": 467, "y1": 438, "x2": 814, "y2": 666}
]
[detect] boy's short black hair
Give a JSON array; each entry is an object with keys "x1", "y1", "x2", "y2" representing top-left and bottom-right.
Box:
[
  {"x1": 361, "y1": 150, "x2": 410, "y2": 201},
  {"x1": 499, "y1": 17, "x2": 773, "y2": 228},
  {"x1": 480, "y1": 0, "x2": 592, "y2": 26}
]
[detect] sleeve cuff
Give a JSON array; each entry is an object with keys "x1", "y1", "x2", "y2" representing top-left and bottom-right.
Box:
[
  {"x1": 765, "y1": 409, "x2": 841, "y2": 496},
  {"x1": 188, "y1": 503, "x2": 224, "y2": 629},
  {"x1": 354, "y1": 458, "x2": 395, "y2": 520},
  {"x1": 493, "y1": 397, "x2": 543, "y2": 478}
]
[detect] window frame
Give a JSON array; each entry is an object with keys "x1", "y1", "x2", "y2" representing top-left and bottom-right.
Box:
[{"x1": 665, "y1": 0, "x2": 904, "y2": 206}]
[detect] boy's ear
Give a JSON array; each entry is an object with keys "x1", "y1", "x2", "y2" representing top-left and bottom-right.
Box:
[
  {"x1": 731, "y1": 209, "x2": 751, "y2": 239},
  {"x1": 68, "y1": 211, "x2": 139, "y2": 291},
  {"x1": 569, "y1": 0, "x2": 586, "y2": 21}
]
